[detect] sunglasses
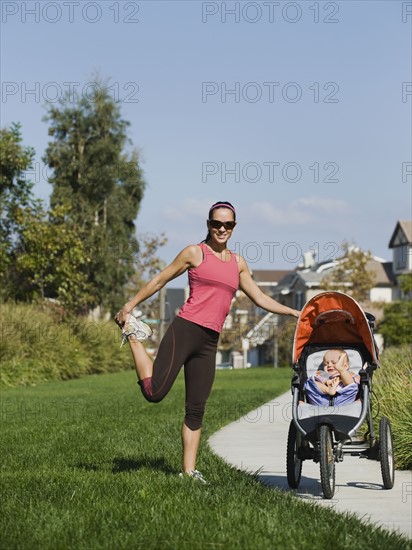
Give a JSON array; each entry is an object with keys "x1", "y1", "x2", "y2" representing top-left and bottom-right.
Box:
[{"x1": 208, "y1": 219, "x2": 237, "y2": 230}]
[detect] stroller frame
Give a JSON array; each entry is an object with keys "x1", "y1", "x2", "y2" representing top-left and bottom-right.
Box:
[{"x1": 287, "y1": 291, "x2": 395, "y2": 499}]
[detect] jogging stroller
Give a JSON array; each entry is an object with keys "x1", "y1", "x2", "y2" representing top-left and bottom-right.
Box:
[{"x1": 286, "y1": 291, "x2": 395, "y2": 499}]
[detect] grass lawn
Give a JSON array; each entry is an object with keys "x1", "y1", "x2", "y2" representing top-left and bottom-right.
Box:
[{"x1": 1, "y1": 367, "x2": 409, "y2": 550}]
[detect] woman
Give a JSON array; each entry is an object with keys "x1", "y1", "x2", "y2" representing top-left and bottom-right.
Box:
[{"x1": 115, "y1": 201, "x2": 300, "y2": 483}]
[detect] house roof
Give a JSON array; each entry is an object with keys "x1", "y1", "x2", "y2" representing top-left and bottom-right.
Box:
[
  {"x1": 365, "y1": 259, "x2": 396, "y2": 285},
  {"x1": 276, "y1": 271, "x2": 300, "y2": 289},
  {"x1": 389, "y1": 220, "x2": 412, "y2": 248},
  {"x1": 298, "y1": 270, "x2": 329, "y2": 285},
  {"x1": 251, "y1": 269, "x2": 290, "y2": 284}
]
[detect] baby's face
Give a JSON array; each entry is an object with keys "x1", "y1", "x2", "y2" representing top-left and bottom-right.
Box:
[{"x1": 323, "y1": 350, "x2": 346, "y2": 376}]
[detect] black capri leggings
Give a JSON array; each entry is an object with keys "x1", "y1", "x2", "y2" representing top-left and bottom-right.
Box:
[{"x1": 138, "y1": 316, "x2": 219, "y2": 431}]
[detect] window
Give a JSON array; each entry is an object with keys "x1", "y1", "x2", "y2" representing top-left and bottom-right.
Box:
[{"x1": 395, "y1": 245, "x2": 407, "y2": 270}]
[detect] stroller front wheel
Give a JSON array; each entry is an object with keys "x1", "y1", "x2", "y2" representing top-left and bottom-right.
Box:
[
  {"x1": 286, "y1": 421, "x2": 303, "y2": 489},
  {"x1": 319, "y1": 424, "x2": 336, "y2": 499},
  {"x1": 379, "y1": 416, "x2": 395, "y2": 489}
]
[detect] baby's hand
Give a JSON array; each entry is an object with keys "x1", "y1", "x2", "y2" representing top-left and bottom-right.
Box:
[
  {"x1": 315, "y1": 381, "x2": 330, "y2": 394},
  {"x1": 325, "y1": 377, "x2": 340, "y2": 395},
  {"x1": 334, "y1": 354, "x2": 347, "y2": 373}
]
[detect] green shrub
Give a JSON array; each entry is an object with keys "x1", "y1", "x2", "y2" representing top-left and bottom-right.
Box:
[
  {"x1": 373, "y1": 345, "x2": 412, "y2": 470},
  {"x1": 0, "y1": 302, "x2": 133, "y2": 387}
]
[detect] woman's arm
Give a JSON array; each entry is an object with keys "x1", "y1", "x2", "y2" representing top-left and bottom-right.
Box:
[
  {"x1": 238, "y1": 255, "x2": 300, "y2": 318},
  {"x1": 116, "y1": 245, "x2": 201, "y2": 321}
]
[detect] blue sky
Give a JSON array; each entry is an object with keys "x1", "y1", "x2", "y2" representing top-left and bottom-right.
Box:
[{"x1": 2, "y1": 0, "x2": 411, "y2": 285}]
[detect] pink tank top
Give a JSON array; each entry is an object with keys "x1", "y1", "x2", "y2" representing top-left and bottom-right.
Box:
[{"x1": 178, "y1": 243, "x2": 239, "y2": 333}]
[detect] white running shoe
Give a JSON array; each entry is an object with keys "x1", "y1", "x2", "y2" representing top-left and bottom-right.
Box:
[
  {"x1": 120, "y1": 314, "x2": 153, "y2": 347},
  {"x1": 179, "y1": 470, "x2": 208, "y2": 484}
]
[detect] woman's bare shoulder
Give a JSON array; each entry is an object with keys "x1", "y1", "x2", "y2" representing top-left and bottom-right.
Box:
[
  {"x1": 234, "y1": 253, "x2": 249, "y2": 272},
  {"x1": 180, "y1": 244, "x2": 203, "y2": 267}
]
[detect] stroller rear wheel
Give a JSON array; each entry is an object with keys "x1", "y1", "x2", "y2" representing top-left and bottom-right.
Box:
[
  {"x1": 286, "y1": 421, "x2": 303, "y2": 488},
  {"x1": 319, "y1": 424, "x2": 336, "y2": 499},
  {"x1": 379, "y1": 416, "x2": 395, "y2": 489}
]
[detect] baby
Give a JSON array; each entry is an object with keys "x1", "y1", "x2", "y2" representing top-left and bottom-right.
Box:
[{"x1": 304, "y1": 349, "x2": 359, "y2": 406}]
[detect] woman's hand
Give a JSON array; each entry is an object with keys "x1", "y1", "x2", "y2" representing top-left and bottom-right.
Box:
[{"x1": 114, "y1": 304, "x2": 133, "y2": 328}]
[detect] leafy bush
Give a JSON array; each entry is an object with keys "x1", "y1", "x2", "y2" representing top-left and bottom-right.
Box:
[
  {"x1": 0, "y1": 302, "x2": 133, "y2": 387},
  {"x1": 378, "y1": 274, "x2": 412, "y2": 347},
  {"x1": 373, "y1": 345, "x2": 412, "y2": 470}
]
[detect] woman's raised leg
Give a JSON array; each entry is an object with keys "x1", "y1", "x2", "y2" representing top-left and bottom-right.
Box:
[{"x1": 128, "y1": 340, "x2": 153, "y2": 380}]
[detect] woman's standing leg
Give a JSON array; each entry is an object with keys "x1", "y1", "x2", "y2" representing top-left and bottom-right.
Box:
[
  {"x1": 181, "y1": 424, "x2": 202, "y2": 473},
  {"x1": 181, "y1": 327, "x2": 219, "y2": 472}
]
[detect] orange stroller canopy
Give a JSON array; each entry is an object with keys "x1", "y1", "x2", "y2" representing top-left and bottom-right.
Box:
[{"x1": 293, "y1": 291, "x2": 380, "y2": 365}]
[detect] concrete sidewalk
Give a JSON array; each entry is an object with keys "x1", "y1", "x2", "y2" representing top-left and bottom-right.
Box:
[{"x1": 209, "y1": 391, "x2": 412, "y2": 539}]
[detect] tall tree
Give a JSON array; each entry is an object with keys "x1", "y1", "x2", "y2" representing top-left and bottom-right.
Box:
[
  {"x1": 11, "y1": 204, "x2": 91, "y2": 313},
  {"x1": 0, "y1": 123, "x2": 36, "y2": 233},
  {"x1": 0, "y1": 123, "x2": 37, "y2": 298},
  {"x1": 321, "y1": 241, "x2": 376, "y2": 303},
  {"x1": 43, "y1": 79, "x2": 146, "y2": 311}
]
